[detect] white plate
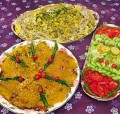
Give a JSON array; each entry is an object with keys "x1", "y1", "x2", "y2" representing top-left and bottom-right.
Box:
[{"x1": 0, "y1": 40, "x2": 80, "y2": 114}]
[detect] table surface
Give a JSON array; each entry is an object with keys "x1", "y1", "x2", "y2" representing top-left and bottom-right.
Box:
[{"x1": 0, "y1": 0, "x2": 120, "y2": 114}]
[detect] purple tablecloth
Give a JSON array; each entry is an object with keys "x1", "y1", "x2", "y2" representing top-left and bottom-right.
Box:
[{"x1": 0, "y1": 0, "x2": 120, "y2": 114}]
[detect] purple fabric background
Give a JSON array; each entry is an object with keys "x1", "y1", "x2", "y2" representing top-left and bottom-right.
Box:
[{"x1": 0, "y1": 0, "x2": 120, "y2": 114}]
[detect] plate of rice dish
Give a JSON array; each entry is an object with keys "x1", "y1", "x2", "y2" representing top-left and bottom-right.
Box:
[
  {"x1": 0, "y1": 40, "x2": 80, "y2": 114},
  {"x1": 11, "y1": 3, "x2": 99, "y2": 43}
]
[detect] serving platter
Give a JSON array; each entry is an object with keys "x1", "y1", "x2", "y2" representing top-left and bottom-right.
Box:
[
  {"x1": 11, "y1": 3, "x2": 99, "y2": 43},
  {"x1": 0, "y1": 40, "x2": 80, "y2": 114},
  {"x1": 81, "y1": 24, "x2": 120, "y2": 101}
]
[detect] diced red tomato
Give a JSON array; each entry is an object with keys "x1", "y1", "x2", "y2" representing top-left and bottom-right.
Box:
[
  {"x1": 83, "y1": 69, "x2": 119, "y2": 98},
  {"x1": 84, "y1": 70, "x2": 94, "y2": 83},
  {"x1": 89, "y1": 82, "x2": 99, "y2": 95},
  {"x1": 118, "y1": 33, "x2": 120, "y2": 38},
  {"x1": 85, "y1": 70, "x2": 93, "y2": 76},
  {"x1": 97, "y1": 84, "x2": 106, "y2": 98},
  {"x1": 112, "y1": 64, "x2": 117, "y2": 69},
  {"x1": 85, "y1": 77, "x2": 93, "y2": 84},
  {"x1": 104, "y1": 86, "x2": 111, "y2": 96},
  {"x1": 108, "y1": 80, "x2": 118, "y2": 91},
  {"x1": 89, "y1": 71, "x2": 103, "y2": 81},
  {"x1": 103, "y1": 76, "x2": 113, "y2": 83},
  {"x1": 96, "y1": 25, "x2": 120, "y2": 38},
  {"x1": 105, "y1": 60, "x2": 109, "y2": 66},
  {"x1": 96, "y1": 30, "x2": 103, "y2": 34},
  {"x1": 99, "y1": 58, "x2": 104, "y2": 63}
]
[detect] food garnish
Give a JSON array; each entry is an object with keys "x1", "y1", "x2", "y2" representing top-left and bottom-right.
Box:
[
  {"x1": 34, "y1": 69, "x2": 72, "y2": 87},
  {"x1": 0, "y1": 76, "x2": 24, "y2": 82},
  {"x1": 38, "y1": 86, "x2": 49, "y2": 107},
  {"x1": 44, "y1": 42, "x2": 58, "y2": 70},
  {"x1": 0, "y1": 40, "x2": 79, "y2": 111},
  {"x1": 46, "y1": 76, "x2": 72, "y2": 87},
  {"x1": 30, "y1": 41, "x2": 38, "y2": 61},
  {"x1": 4, "y1": 52, "x2": 28, "y2": 67}
]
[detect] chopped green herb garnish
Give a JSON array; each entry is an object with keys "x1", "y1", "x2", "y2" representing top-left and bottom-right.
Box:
[{"x1": 53, "y1": 7, "x2": 70, "y2": 15}]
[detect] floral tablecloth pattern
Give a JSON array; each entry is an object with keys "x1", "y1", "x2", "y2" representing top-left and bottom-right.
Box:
[{"x1": 0, "y1": 0, "x2": 120, "y2": 114}]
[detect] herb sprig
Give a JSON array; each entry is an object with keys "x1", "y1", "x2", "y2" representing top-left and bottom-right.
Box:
[
  {"x1": 30, "y1": 41, "x2": 38, "y2": 62},
  {"x1": 40, "y1": 92, "x2": 49, "y2": 107},
  {"x1": 4, "y1": 52, "x2": 28, "y2": 68},
  {"x1": 0, "y1": 76, "x2": 24, "y2": 82},
  {"x1": 46, "y1": 76, "x2": 72, "y2": 87},
  {"x1": 37, "y1": 85, "x2": 49, "y2": 107},
  {"x1": 44, "y1": 42, "x2": 58, "y2": 69},
  {"x1": 30, "y1": 41, "x2": 35, "y2": 56},
  {"x1": 53, "y1": 7, "x2": 70, "y2": 15}
]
